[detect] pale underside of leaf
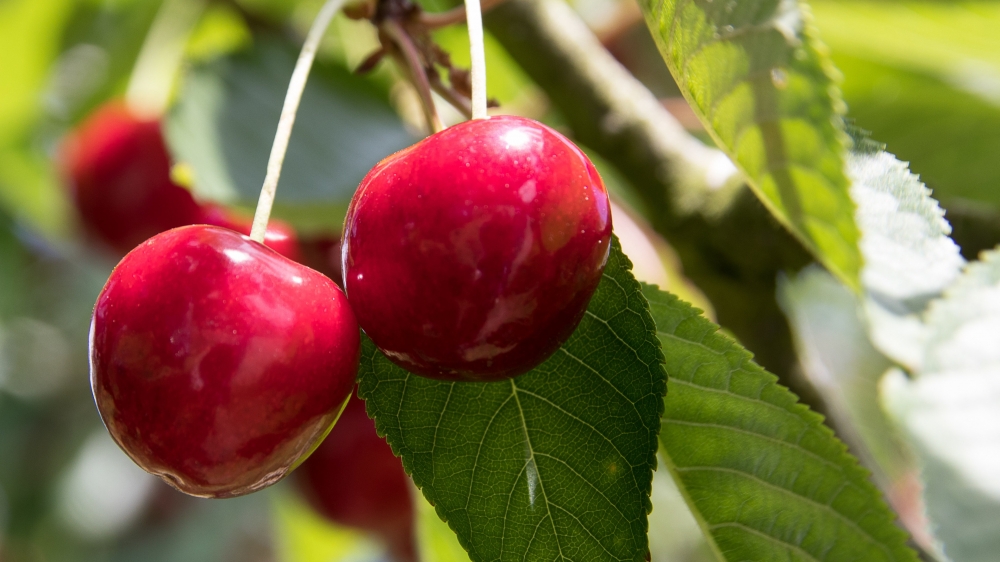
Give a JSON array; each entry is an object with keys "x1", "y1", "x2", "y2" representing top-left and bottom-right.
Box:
[
  {"x1": 645, "y1": 284, "x2": 918, "y2": 562},
  {"x1": 358, "y1": 238, "x2": 666, "y2": 562},
  {"x1": 882, "y1": 248, "x2": 1000, "y2": 561},
  {"x1": 637, "y1": 0, "x2": 861, "y2": 289},
  {"x1": 845, "y1": 134, "x2": 965, "y2": 370}
]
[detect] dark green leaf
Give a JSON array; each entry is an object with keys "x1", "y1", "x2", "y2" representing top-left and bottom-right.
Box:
[
  {"x1": 358, "y1": 237, "x2": 666, "y2": 562},
  {"x1": 646, "y1": 284, "x2": 919, "y2": 561},
  {"x1": 165, "y1": 37, "x2": 414, "y2": 232},
  {"x1": 637, "y1": 0, "x2": 861, "y2": 289}
]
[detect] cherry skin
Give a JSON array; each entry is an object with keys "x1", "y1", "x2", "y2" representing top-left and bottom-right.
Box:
[
  {"x1": 197, "y1": 203, "x2": 303, "y2": 263},
  {"x1": 297, "y1": 391, "x2": 415, "y2": 562},
  {"x1": 90, "y1": 225, "x2": 360, "y2": 498},
  {"x1": 342, "y1": 115, "x2": 612, "y2": 381},
  {"x1": 61, "y1": 102, "x2": 202, "y2": 254}
]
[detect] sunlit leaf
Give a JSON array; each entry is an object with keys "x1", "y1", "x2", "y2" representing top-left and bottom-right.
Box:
[
  {"x1": 812, "y1": 2, "x2": 1000, "y2": 211},
  {"x1": 647, "y1": 283, "x2": 918, "y2": 562},
  {"x1": 416, "y1": 492, "x2": 473, "y2": 562},
  {"x1": 637, "y1": 0, "x2": 861, "y2": 289},
  {"x1": 272, "y1": 491, "x2": 384, "y2": 562},
  {"x1": 359, "y1": 238, "x2": 666, "y2": 562},
  {"x1": 0, "y1": 0, "x2": 76, "y2": 235}
]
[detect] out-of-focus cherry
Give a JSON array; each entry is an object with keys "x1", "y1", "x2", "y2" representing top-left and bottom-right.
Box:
[
  {"x1": 90, "y1": 225, "x2": 359, "y2": 498},
  {"x1": 299, "y1": 235, "x2": 343, "y2": 285},
  {"x1": 297, "y1": 391, "x2": 415, "y2": 562},
  {"x1": 61, "y1": 102, "x2": 202, "y2": 254}
]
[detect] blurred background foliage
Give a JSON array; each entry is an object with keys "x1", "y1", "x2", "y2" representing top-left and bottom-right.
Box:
[{"x1": 0, "y1": 0, "x2": 997, "y2": 561}]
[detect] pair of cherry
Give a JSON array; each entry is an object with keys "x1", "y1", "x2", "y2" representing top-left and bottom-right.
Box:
[{"x1": 83, "y1": 103, "x2": 611, "y2": 507}]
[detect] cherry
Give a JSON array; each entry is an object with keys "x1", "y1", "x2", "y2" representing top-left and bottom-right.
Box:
[
  {"x1": 297, "y1": 390, "x2": 415, "y2": 562},
  {"x1": 61, "y1": 102, "x2": 202, "y2": 254},
  {"x1": 90, "y1": 225, "x2": 360, "y2": 498},
  {"x1": 342, "y1": 115, "x2": 612, "y2": 381},
  {"x1": 197, "y1": 203, "x2": 303, "y2": 262}
]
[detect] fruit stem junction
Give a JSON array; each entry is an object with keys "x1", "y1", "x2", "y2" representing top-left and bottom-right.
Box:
[
  {"x1": 250, "y1": 0, "x2": 346, "y2": 243},
  {"x1": 465, "y1": 0, "x2": 488, "y2": 120}
]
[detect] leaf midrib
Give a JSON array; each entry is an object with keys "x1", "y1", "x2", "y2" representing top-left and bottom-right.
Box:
[{"x1": 510, "y1": 378, "x2": 566, "y2": 561}]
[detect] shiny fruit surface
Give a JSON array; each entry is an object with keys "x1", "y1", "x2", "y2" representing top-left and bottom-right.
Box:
[
  {"x1": 61, "y1": 102, "x2": 202, "y2": 254},
  {"x1": 198, "y1": 204, "x2": 302, "y2": 262},
  {"x1": 90, "y1": 225, "x2": 360, "y2": 498},
  {"x1": 297, "y1": 391, "x2": 414, "y2": 561},
  {"x1": 342, "y1": 115, "x2": 612, "y2": 381}
]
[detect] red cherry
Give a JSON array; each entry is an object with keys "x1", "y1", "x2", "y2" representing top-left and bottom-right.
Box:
[
  {"x1": 61, "y1": 102, "x2": 202, "y2": 254},
  {"x1": 342, "y1": 115, "x2": 612, "y2": 381},
  {"x1": 90, "y1": 225, "x2": 360, "y2": 498},
  {"x1": 197, "y1": 204, "x2": 303, "y2": 262},
  {"x1": 297, "y1": 391, "x2": 415, "y2": 562}
]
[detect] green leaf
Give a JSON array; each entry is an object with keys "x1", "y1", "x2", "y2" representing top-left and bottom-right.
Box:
[
  {"x1": 165, "y1": 37, "x2": 414, "y2": 233},
  {"x1": 811, "y1": 2, "x2": 1000, "y2": 211},
  {"x1": 646, "y1": 284, "x2": 918, "y2": 562},
  {"x1": 636, "y1": 0, "x2": 861, "y2": 289},
  {"x1": 778, "y1": 266, "x2": 910, "y2": 486},
  {"x1": 811, "y1": 1, "x2": 1000, "y2": 87},
  {"x1": 882, "y1": 248, "x2": 1000, "y2": 562},
  {"x1": 835, "y1": 54, "x2": 1000, "y2": 212},
  {"x1": 358, "y1": 237, "x2": 666, "y2": 562},
  {"x1": 0, "y1": 0, "x2": 76, "y2": 235}
]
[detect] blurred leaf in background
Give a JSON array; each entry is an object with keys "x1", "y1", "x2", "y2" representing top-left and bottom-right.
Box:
[
  {"x1": 166, "y1": 36, "x2": 415, "y2": 234},
  {"x1": 882, "y1": 248, "x2": 1000, "y2": 562},
  {"x1": 0, "y1": 0, "x2": 76, "y2": 236},
  {"x1": 813, "y1": 1, "x2": 1000, "y2": 216},
  {"x1": 273, "y1": 490, "x2": 388, "y2": 562}
]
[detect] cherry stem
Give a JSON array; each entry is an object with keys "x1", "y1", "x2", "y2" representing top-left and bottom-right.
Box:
[
  {"x1": 126, "y1": 0, "x2": 204, "y2": 119},
  {"x1": 383, "y1": 20, "x2": 444, "y2": 134},
  {"x1": 419, "y1": 0, "x2": 506, "y2": 30},
  {"x1": 464, "y1": 0, "x2": 488, "y2": 120},
  {"x1": 249, "y1": 0, "x2": 346, "y2": 243}
]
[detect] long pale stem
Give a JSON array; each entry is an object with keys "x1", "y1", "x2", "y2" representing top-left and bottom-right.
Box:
[
  {"x1": 464, "y1": 0, "x2": 488, "y2": 120},
  {"x1": 249, "y1": 0, "x2": 346, "y2": 243}
]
